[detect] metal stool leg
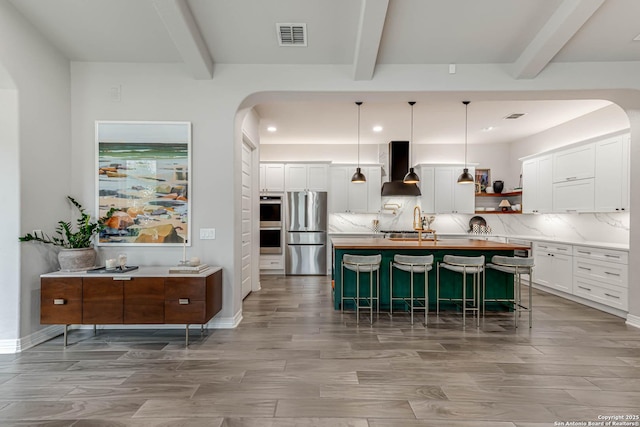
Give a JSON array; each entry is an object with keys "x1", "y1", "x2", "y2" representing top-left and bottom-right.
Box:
[{"x1": 436, "y1": 262, "x2": 440, "y2": 316}]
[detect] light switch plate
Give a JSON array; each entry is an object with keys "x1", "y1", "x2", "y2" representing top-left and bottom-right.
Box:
[{"x1": 199, "y1": 228, "x2": 216, "y2": 240}]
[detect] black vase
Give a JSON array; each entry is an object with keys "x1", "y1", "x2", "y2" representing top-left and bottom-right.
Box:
[{"x1": 493, "y1": 180, "x2": 504, "y2": 194}]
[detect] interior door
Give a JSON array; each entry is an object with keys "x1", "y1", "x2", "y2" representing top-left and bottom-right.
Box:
[{"x1": 241, "y1": 141, "x2": 253, "y2": 299}]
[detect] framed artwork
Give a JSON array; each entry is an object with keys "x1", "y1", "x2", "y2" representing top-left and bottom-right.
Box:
[
  {"x1": 95, "y1": 121, "x2": 191, "y2": 246},
  {"x1": 475, "y1": 168, "x2": 490, "y2": 193}
]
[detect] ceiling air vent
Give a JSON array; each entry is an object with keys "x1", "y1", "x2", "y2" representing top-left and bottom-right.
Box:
[
  {"x1": 277, "y1": 23, "x2": 307, "y2": 47},
  {"x1": 504, "y1": 113, "x2": 526, "y2": 120}
]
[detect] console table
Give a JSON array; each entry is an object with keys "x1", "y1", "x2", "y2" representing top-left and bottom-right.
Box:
[{"x1": 40, "y1": 266, "x2": 222, "y2": 346}]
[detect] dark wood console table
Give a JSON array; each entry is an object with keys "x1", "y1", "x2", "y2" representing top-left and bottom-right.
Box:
[{"x1": 40, "y1": 266, "x2": 222, "y2": 346}]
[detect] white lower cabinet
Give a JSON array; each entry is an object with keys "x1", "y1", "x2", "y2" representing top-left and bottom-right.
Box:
[
  {"x1": 573, "y1": 245, "x2": 628, "y2": 311},
  {"x1": 531, "y1": 240, "x2": 629, "y2": 314},
  {"x1": 533, "y1": 242, "x2": 572, "y2": 293}
]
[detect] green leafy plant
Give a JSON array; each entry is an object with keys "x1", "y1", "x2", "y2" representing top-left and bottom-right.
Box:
[{"x1": 19, "y1": 196, "x2": 116, "y2": 249}]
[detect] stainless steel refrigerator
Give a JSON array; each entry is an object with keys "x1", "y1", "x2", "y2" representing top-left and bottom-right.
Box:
[{"x1": 285, "y1": 191, "x2": 327, "y2": 275}]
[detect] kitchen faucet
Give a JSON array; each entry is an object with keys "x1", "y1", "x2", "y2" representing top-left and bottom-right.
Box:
[{"x1": 413, "y1": 205, "x2": 437, "y2": 243}]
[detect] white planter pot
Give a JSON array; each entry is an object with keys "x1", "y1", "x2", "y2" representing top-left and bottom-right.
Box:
[{"x1": 58, "y1": 247, "x2": 96, "y2": 271}]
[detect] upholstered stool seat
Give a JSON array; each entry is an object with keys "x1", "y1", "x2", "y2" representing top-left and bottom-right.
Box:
[
  {"x1": 390, "y1": 254, "x2": 434, "y2": 325},
  {"x1": 341, "y1": 254, "x2": 382, "y2": 325},
  {"x1": 486, "y1": 255, "x2": 534, "y2": 328},
  {"x1": 436, "y1": 255, "x2": 485, "y2": 327}
]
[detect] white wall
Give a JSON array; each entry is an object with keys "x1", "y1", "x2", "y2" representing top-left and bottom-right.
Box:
[
  {"x1": 70, "y1": 62, "x2": 243, "y2": 325},
  {"x1": 0, "y1": 1, "x2": 71, "y2": 351},
  {"x1": 0, "y1": 88, "x2": 20, "y2": 348}
]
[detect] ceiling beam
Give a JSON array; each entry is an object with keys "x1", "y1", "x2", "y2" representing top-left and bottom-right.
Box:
[
  {"x1": 352, "y1": 0, "x2": 389, "y2": 81},
  {"x1": 511, "y1": 0, "x2": 605, "y2": 79},
  {"x1": 153, "y1": 0, "x2": 214, "y2": 79}
]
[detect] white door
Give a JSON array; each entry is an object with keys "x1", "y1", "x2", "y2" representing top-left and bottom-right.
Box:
[{"x1": 241, "y1": 141, "x2": 253, "y2": 299}]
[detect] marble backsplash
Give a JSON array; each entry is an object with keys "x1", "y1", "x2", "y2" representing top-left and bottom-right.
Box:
[{"x1": 328, "y1": 197, "x2": 630, "y2": 245}]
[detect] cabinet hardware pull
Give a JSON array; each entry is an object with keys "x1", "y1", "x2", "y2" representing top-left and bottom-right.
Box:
[
  {"x1": 577, "y1": 285, "x2": 591, "y2": 291},
  {"x1": 566, "y1": 176, "x2": 577, "y2": 180},
  {"x1": 578, "y1": 266, "x2": 591, "y2": 271},
  {"x1": 115, "y1": 276, "x2": 132, "y2": 281},
  {"x1": 604, "y1": 254, "x2": 619, "y2": 258},
  {"x1": 179, "y1": 298, "x2": 190, "y2": 305},
  {"x1": 577, "y1": 251, "x2": 590, "y2": 255},
  {"x1": 604, "y1": 293, "x2": 620, "y2": 299},
  {"x1": 604, "y1": 272, "x2": 620, "y2": 276},
  {"x1": 53, "y1": 299, "x2": 66, "y2": 305}
]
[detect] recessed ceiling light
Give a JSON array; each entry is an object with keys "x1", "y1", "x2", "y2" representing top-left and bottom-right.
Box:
[
  {"x1": 267, "y1": 126, "x2": 277, "y2": 132},
  {"x1": 482, "y1": 126, "x2": 496, "y2": 132},
  {"x1": 373, "y1": 125, "x2": 383, "y2": 132}
]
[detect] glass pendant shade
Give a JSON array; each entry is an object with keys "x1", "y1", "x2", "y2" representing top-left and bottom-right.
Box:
[
  {"x1": 403, "y1": 101, "x2": 420, "y2": 184},
  {"x1": 351, "y1": 167, "x2": 366, "y2": 183},
  {"x1": 457, "y1": 101, "x2": 475, "y2": 185},
  {"x1": 351, "y1": 101, "x2": 366, "y2": 183}
]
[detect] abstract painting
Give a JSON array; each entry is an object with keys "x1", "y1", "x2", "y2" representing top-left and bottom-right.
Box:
[{"x1": 96, "y1": 121, "x2": 191, "y2": 246}]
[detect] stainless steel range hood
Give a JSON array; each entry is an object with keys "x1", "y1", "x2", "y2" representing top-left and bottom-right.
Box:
[{"x1": 381, "y1": 141, "x2": 421, "y2": 197}]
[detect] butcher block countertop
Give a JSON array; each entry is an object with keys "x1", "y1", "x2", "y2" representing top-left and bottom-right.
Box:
[{"x1": 331, "y1": 237, "x2": 530, "y2": 251}]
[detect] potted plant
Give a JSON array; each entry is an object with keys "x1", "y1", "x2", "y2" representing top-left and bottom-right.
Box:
[{"x1": 19, "y1": 196, "x2": 115, "y2": 271}]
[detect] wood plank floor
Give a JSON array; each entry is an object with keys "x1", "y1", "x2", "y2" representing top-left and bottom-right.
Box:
[{"x1": 1, "y1": 275, "x2": 639, "y2": 426}]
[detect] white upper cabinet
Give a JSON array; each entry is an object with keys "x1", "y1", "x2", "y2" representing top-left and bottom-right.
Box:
[
  {"x1": 285, "y1": 163, "x2": 329, "y2": 191},
  {"x1": 432, "y1": 166, "x2": 475, "y2": 214},
  {"x1": 366, "y1": 167, "x2": 382, "y2": 213},
  {"x1": 329, "y1": 165, "x2": 381, "y2": 213},
  {"x1": 522, "y1": 133, "x2": 629, "y2": 214},
  {"x1": 419, "y1": 166, "x2": 436, "y2": 213},
  {"x1": 553, "y1": 179, "x2": 595, "y2": 212},
  {"x1": 259, "y1": 163, "x2": 285, "y2": 193},
  {"x1": 552, "y1": 143, "x2": 595, "y2": 183},
  {"x1": 522, "y1": 155, "x2": 556, "y2": 214},
  {"x1": 595, "y1": 135, "x2": 629, "y2": 212}
]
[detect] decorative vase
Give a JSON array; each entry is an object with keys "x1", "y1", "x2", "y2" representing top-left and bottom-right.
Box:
[
  {"x1": 58, "y1": 247, "x2": 96, "y2": 271},
  {"x1": 493, "y1": 180, "x2": 504, "y2": 194}
]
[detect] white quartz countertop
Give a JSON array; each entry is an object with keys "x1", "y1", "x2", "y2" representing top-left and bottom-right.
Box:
[
  {"x1": 508, "y1": 235, "x2": 629, "y2": 251},
  {"x1": 327, "y1": 232, "x2": 629, "y2": 251},
  {"x1": 41, "y1": 266, "x2": 222, "y2": 278}
]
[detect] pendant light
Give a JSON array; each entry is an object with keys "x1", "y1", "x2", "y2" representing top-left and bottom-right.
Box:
[
  {"x1": 351, "y1": 101, "x2": 366, "y2": 183},
  {"x1": 457, "y1": 101, "x2": 475, "y2": 184},
  {"x1": 403, "y1": 101, "x2": 420, "y2": 184}
]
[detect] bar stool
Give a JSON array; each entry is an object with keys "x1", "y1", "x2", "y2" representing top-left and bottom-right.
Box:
[
  {"x1": 485, "y1": 255, "x2": 534, "y2": 328},
  {"x1": 436, "y1": 255, "x2": 485, "y2": 327},
  {"x1": 389, "y1": 254, "x2": 434, "y2": 325},
  {"x1": 341, "y1": 254, "x2": 382, "y2": 325}
]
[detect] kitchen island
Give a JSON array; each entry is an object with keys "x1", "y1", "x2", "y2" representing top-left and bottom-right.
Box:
[{"x1": 331, "y1": 237, "x2": 530, "y2": 312}]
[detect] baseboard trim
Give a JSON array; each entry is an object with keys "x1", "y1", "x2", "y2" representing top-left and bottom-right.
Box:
[
  {"x1": 626, "y1": 314, "x2": 640, "y2": 329},
  {"x1": 1, "y1": 311, "x2": 243, "y2": 353},
  {"x1": 208, "y1": 310, "x2": 242, "y2": 328},
  {"x1": 0, "y1": 325, "x2": 65, "y2": 354},
  {"x1": 532, "y1": 283, "x2": 627, "y2": 319}
]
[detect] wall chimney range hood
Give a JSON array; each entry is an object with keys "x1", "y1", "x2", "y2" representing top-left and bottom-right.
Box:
[{"x1": 381, "y1": 141, "x2": 421, "y2": 197}]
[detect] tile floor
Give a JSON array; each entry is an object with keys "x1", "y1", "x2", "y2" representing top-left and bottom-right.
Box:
[{"x1": 0, "y1": 274, "x2": 639, "y2": 426}]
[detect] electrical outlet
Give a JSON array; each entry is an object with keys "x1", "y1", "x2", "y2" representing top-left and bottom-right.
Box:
[{"x1": 199, "y1": 228, "x2": 216, "y2": 240}]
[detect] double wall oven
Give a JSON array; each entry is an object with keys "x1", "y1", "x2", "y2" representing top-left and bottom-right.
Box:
[{"x1": 259, "y1": 195, "x2": 283, "y2": 254}]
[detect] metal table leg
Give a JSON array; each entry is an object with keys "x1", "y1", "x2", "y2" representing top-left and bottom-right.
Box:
[
  {"x1": 185, "y1": 324, "x2": 189, "y2": 346},
  {"x1": 63, "y1": 324, "x2": 68, "y2": 347}
]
